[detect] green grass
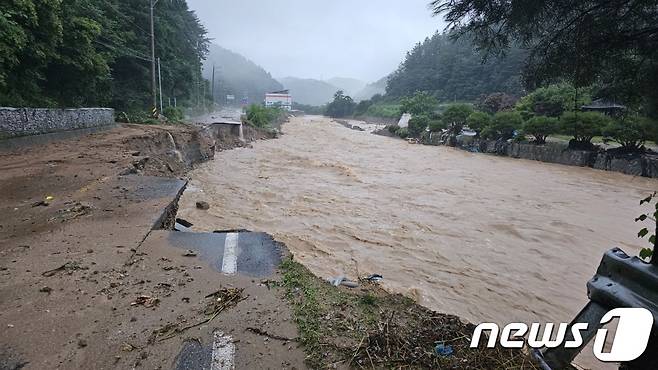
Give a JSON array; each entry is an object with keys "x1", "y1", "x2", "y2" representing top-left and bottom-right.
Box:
[{"x1": 278, "y1": 258, "x2": 536, "y2": 369}]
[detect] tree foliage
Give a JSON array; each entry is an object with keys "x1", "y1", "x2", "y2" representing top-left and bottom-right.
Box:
[
  {"x1": 466, "y1": 111, "x2": 492, "y2": 135},
  {"x1": 386, "y1": 32, "x2": 525, "y2": 101},
  {"x1": 481, "y1": 111, "x2": 523, "y2": 140},
  {"x1": 560, "y1": 111, "x2": 611, "y2": 148},
  {"x1": 523, "y1": 116, "x2": 559, "y2": 144},
  {"x1": 408, "y1": 115, "x2": 429, "y2": 138},
  {"x1": 476, "y1": 92, "x2": 517, "y2": 114},
  {"x1": 325, "y1": 90, "x2": 356, "y2": 118},
  {"x1": 430, "y1": 0, "x2": 658, "y2": 115},
  {"x1": 399, "y1": 91, "x2": 438, "y2": 116},
  {"x1": 602, "y1": 115, "x2": 656, "y2": 152},
  {"x1": 0, "y1": 0, "x2": 208, "y2": 112},
  {"x1": 516, "y1": 84, "x2": 591, "y2": 119}
]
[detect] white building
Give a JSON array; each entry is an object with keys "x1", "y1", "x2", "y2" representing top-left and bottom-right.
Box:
[{"x1": 265, "y1": 90, "x2": 292, "y2": 111}]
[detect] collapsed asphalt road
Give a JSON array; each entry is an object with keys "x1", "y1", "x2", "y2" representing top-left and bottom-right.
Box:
[{"x1": 0, "y1": 123, "x2": 305, "y2": 369}]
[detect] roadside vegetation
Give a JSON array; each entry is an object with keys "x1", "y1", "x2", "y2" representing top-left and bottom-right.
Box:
[
  {"x1": 1, "y1": 0, "x2": 210, "y2": 121},
  {"x1": 278, "y1": 258, "x2": 536, "y2": 369},
  {"x1": 244, "y1": 104, "x2": 287, "y2": 129}
]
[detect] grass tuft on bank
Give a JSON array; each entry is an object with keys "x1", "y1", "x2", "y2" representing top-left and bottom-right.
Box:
[{"x1": 279, "y1": 258, "x2": 538, "y2": 369}]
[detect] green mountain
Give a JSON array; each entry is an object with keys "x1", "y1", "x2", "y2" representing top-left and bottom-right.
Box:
[
  {"x1": 386, "y1": 32, "x2": 526, "y2": 101},
  {"x1": 278, "y1": 77, "x2": 340, "y2": 106},
  {"x1": 203, "y1": 44, "x2": 283, "y2": 105}
]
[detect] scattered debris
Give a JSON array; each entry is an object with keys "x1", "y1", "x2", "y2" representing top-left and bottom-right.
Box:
[
  {"x1": 245, "y1": 327, "x2": 297, "y2": 342},
  {"x1": 329, "y1": 275, "x2": 359, "y2": 288},
  {"x1": 77, "y1": 339, "x2": 88, "y2": 348},
  {"x1": 151, "y1": 288, "x2": 247, "y2": 342},
  {"x1": 434, "y1": 342, "x2": 454, "y2": 357},
  {"x1": 121, "y1": 342, "x2": 139, "y2": 352},
  {"x1": 364, "y1": 274, "x2": 383, "y2": 282},
  {"x1": 42, "y1": 261, "x2": 86, "y2": 277},
  {"x1": 195, "y1": 201, "x2": 210, "y2": 210},
  {"x1": 39, "y1": 286, "x2": 53, "y2": 293},
  {"x1": 49, "y1": 202, "x2": 93, "y2": 222},
  {"x1": 31, "y1": 201, "x2": 49, "y2": 207},
  {"x1": 131, "y1": 295, "x2": 160, "y2": 308},
  {"x1": 182, "y1": 250, "x2": 197, "y2": 257}
]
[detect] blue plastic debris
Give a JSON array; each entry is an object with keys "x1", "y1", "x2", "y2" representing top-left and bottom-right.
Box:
[{"x1": 434, "y1": 342, "x2": 454, "y2": 357}]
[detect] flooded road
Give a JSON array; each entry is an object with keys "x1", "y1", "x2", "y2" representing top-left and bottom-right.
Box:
[{"x1": 179, "y1": 115, "x2": 656, "y2": 329}]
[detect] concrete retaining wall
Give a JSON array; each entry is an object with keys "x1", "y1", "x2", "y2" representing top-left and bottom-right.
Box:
[
  {"x1": 0, "y1": 107, "x2": 115, "y2": 138},
  {"x1": 466, "y1": 138, "x2": 658, "y2": 178}
]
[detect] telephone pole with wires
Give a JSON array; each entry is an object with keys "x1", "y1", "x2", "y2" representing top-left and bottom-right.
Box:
[{"x1": 150, "y1": 0, "x2": 159, "y2": 118}]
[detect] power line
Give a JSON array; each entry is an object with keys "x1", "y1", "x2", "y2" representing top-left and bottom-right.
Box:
[
  {"x1": 93, "y1": 40, "x2": 151, "y2": 62},
  {"x1": 97, "y1": 35, "x2": 151, "y2": 59},
  {"x1": 102, "y1": 1, "x2": 148, "y2": 34}
]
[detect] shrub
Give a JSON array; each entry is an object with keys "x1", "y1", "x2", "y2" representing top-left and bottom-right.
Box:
[
  {"x1": 163, "y1": 106, "x2": 184, "y2": 123},
  {"x1": 387, "y1": 124, "x2": 400, "y2": 134},
  {"x1": 481, "y1": 111, "x2": 523, "y2": 140},
  {"x1": 466, "y1": 111, "x2": 492, "y2": 135},
  {"x1": 602, "y1": 115, "x2": 656, "y2": 152},
  {"x1": 560, "y1": 111, "x2": 611, "y2": 148},
  {"x1": 246, "y1": 104, "x2": 284, "y2": 128},
  {"x1": 396, "y1": 127, "x2": 409, "y2": 138},
  {"x1": 523, "y1": 116, "x2": 559, "y2": 144},
  {"x1": 428, "y1": 119, "x2": 446, "y2": 133},
  {"x1": 408, "y1": 115, "x2": 429, "y2": 138},
  {"x1": 399, "y1": 91, "x2": 438, "y2": 116}
]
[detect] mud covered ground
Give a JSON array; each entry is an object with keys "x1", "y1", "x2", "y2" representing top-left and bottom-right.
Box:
[{"x1": 0, "y1": 123, "x2": 305, "y2": 369}]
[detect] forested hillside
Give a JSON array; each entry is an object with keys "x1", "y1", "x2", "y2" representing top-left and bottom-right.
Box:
[
  {"x1": 203, "y1": 44, "x2": 283, "y2": 105},
  {"x1": 0, "y1": 0, "x2": 208, "y2": 111},
  {"x1": 386, "y1": 32, "x2": 526, "y2": 101}
]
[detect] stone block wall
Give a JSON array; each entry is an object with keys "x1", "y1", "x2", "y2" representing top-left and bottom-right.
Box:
[{"x1": 0, "y1": 107, "x2": 115, "y2": 138}]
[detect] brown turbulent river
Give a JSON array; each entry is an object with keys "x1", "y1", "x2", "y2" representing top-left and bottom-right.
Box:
[{"x1": 179, "y1": 116, "x2": 656, "y2": 365}]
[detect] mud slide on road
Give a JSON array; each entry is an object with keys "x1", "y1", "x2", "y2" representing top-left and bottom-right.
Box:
[{"x1": 178, "y1": 115, "x2": 658, "y2": 368}]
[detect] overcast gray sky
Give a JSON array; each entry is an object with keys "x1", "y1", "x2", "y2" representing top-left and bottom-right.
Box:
[{"x1": 186, "y1": 0, "x2": 445, "y2": 82}]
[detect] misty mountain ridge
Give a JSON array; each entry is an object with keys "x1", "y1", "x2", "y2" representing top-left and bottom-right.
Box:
[
  {"x1": 278, "y1": 76, "x2": 383, "y2": 105},
  {"x1": 202, "y1": 44, "x2": 283, "y2": 105}
]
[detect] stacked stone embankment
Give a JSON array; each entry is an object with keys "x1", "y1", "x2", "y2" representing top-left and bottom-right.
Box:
[{"x1": 0, "y1": 107, "x2": 115, "y2": 138}]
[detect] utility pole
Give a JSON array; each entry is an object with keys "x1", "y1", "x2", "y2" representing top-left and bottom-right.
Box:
[
  {"x1": 158, "y1": 57, "x2": 163, "y2": 114},
  {"x1": 211, "y1": 65, "x2": 216, "y2": 107},
  {"x1": 150, "y1": 0, "x2": 159, "y2": 118}
]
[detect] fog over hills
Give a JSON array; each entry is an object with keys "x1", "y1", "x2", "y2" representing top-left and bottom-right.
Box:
[
  {"x1": 278, "y1": 77, "x2": 339, "y2": 106},
  {"x1": 202, "y1": 44, "x2": 283, "y2": 105},
  {"x1": 354, "y1": 76, "x2": 388, "y2": 101}
]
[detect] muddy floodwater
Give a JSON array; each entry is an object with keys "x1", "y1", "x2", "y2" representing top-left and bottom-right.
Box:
[{"x1": 179, "y1": 115, "x2": 656, "y2": 348}]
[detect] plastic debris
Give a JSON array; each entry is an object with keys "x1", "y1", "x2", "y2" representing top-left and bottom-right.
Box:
[
  {"x1": 329, "y1": 275, "x2": 358, "y2": 288},
  {"x1": 365, "y1": 273, "x2": 383, "y2": 282},
  {"x1": 434, "y1": 342, "x2": 454, "y2": 357}
]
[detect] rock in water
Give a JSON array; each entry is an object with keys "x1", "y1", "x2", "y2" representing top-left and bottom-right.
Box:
[{"x1": 196, "y1": 201, "x2": 210, "y2": 210}]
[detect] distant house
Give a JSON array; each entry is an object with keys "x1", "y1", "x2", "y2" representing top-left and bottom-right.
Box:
[
  {"x1": 265, "y1": 90, "x2": 293, "y2": 111},
  {"x1": 581, "y1": 99, "x2": 626, "y2": 116}
]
